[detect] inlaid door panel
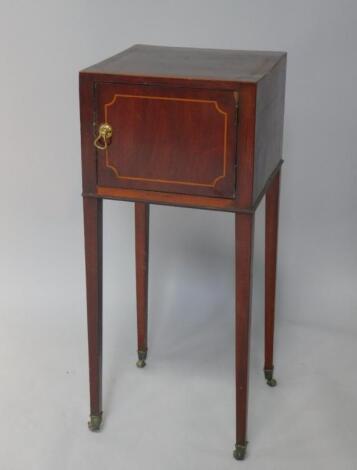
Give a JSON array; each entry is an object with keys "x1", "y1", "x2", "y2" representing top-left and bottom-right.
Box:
[{"x1": 94, "y1": 83, "x2": 238, "y2": 197}]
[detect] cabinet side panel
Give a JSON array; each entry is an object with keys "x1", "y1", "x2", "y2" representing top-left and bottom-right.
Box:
[
  {"x1": 235, "y1": 83, "x2": 257, "y2": 208},
  {"x1": 253, "y1": 56, "x2": 286, "y2": 201},
  {"x1": 80, "y1": 75, "x2": 96, "y2": 193}
]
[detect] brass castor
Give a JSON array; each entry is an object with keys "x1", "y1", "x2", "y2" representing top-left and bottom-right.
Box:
[
  {"x1": 88, "y1": 412, "x2": 103, "y2": 432},
  {"x1": 233, "y1": 442, "x2": 247, "y2": 460},
  {"x1": 136, "y1": 350, "x2": 147, "y2": 368},
  {"x1": 264, "y1": 368, "x2": 277, "y2": 387}
]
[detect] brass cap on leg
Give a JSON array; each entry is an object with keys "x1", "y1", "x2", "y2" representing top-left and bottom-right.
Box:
[
  {"x1": 264, "y1": 367, "x2": 277, "y2": 387},
  {"x1": 88, "y1": 412, "x2": 103, "y2": 432},
  {"x1": 136, "y1": 350, "x2": 147, "y2": 368},
  {"x1": 233, "y1": 442, "x2": 248, "y2": 460}
]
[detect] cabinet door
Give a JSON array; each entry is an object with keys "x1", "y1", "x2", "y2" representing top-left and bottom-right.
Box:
[{"x1": 94, "y1": 83, "x2": 238, "y2": 198}]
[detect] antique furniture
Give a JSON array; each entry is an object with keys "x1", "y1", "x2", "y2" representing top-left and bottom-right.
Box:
[{"x1": 79, "y1": 44, "x2": 287, "y2": 460}]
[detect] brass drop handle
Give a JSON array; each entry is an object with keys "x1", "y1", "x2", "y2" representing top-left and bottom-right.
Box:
[{"x1": 94, "y1": 123, "x2": 113, "y2": 150}]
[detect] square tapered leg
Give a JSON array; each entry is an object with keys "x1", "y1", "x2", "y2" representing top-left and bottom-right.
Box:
[
  {"x1": 234, "y1": 213, "x2": 255, "y2": 460},
  {"x1": 83, "y1": 197, "x2": 103, "y2": 431},
  {"x1": 264, "y1": 171, "x2": 281, "y2": 387},
  {"x1": 135, "y1": 202, "x2": 150, "y2": 368}
]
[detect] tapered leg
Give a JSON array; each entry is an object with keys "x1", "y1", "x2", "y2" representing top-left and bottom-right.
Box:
[
  {"x1": 234, "y1": 213, "x2": 255, "y2": 461},
  {"x1": 83, "y1": 197, "x2": 103, "y2": 431},
  {"x1": 135, "y1": 202, "x2": 150, "y2": 368},
  {"x1": 264, "y1": 171, "x2": 281, "y2": 387}
]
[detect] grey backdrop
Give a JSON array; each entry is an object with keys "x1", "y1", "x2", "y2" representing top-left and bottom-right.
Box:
[{"x1": 1, "y1": 1, "x2": 356, "y2": 469}]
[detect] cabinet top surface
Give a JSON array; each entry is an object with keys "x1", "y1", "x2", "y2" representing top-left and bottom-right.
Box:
[{"x1": 81, "y1": 44, "x2": 286, "y2": 84}]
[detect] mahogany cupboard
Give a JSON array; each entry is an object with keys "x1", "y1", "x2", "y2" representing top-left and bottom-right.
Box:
[{"x1": 79, "y1": 44, "x2": 287, "y2": 460}]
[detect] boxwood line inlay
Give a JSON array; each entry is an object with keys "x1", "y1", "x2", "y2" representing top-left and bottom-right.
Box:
[{"x1": 102, "y1": 93, "x2": 230, "y2": 187}]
